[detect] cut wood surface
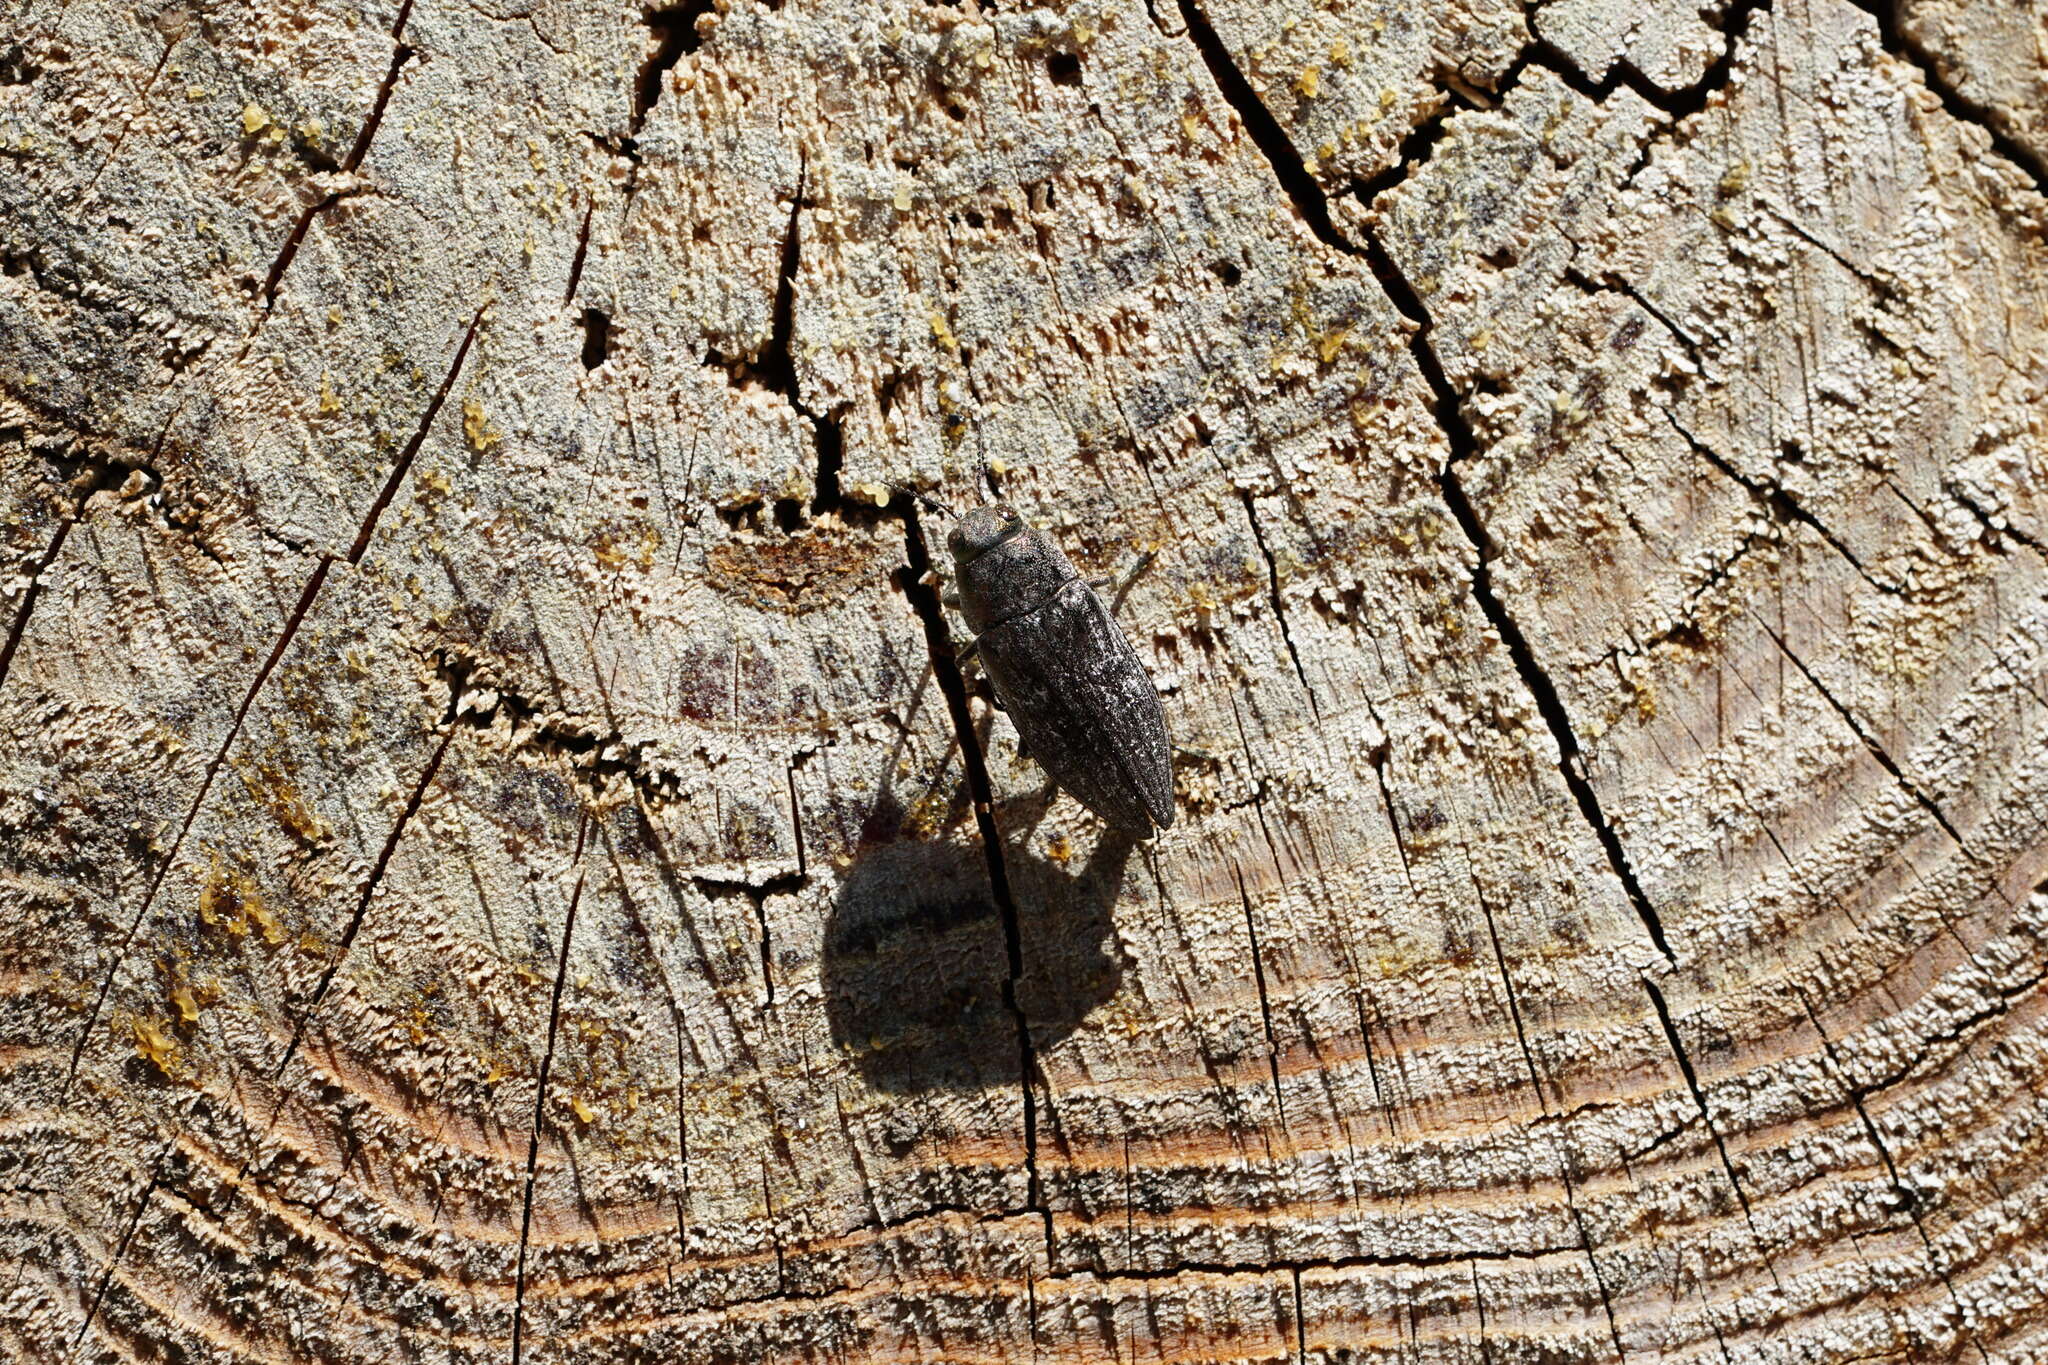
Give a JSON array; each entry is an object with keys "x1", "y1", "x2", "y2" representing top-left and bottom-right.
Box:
[{"x1": 2, "y1": 0, "x2": 2046, "y2": 1360}]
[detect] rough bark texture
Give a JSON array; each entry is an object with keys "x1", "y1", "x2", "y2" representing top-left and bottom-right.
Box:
[{"x1": 2, "y1": 0, "x2": 2046, "y2": 1360}]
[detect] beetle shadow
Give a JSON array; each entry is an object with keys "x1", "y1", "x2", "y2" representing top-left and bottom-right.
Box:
[{"x1": 822, "y1": 805, "x2": 1135, "y2": 1094}]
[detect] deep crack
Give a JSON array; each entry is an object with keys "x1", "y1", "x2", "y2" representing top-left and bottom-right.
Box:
[
  {"x1": 1175, "y1": 0, "x2": 1678, "y2": 963},
  {"x1": 1365, "y1": 225, "x2": 1677, "y2": 964},
  {"x1": 1847, "y1": 0, "x2": 2048, "y2": 195},
  {"x1": 344, "y1": 0, "x2": 416, "y2": 173},
  {"x1": 895, "y1": 502, "x2": 1053, "y2": 1256},
  {"x1": 512, "y1": 815, "x2": 592, "y2": 1365},
  {"x1": 1238, "y1": 490, "x2": 1318, "y2": 716},
  {"x1": 1174, "y1": 0, "x2": 1359, "y2": 256}
]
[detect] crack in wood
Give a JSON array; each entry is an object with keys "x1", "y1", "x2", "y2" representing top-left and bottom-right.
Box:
[
  {"x1": 1173, "y1": 0, "x2": 1360, "y2": 256},
  {"x1": 1667, "y1": 413, "x2": 1905, "y2": 598},
  {"x1": 347, "y1": 307, "x2": 483, "y2": 563},
  {"x1": 0, "y1": 517, "x2": 68, "y2": 691},
  {"x1": 895, "y1": 500, "x2": 1053, "y2": 1260},
  {"x1": 1237, "y1": 490, "x2": 1318, "y2": 718},
  {"x1": 511, "y1": 812, "x2": 591, "y2": 1365},
  {"x1": 1232, "y1": 863, "x2": 1289, "y2": 1136},
  {"x1": 1175, "y1": 0, "x2": 1679, "y2": 965},
  {"x1": 432, "y1": 645, "x2": 684, "y2": 804},
  {"x1": 256, "y1": 0, "x2": 413, "y2": 313},
  {"x1": 631, "y1": 0, "x2": 715, "y2": 133},
  {"x1": 564, "y1": 200, "x2": 596, "y2": 306},
  {"x1": 1751, "y1": 613, "x2": 1968, "y2": 850},
  {"x1": 67, "y1": 1151, "x2": 167, "y2": 1355},
  {"x1": 271, "y1": 724, "x2": 456, "y2": 1083},
  {"x1": 1846, "y1": 0, "x2": 2048, "y2": 196},
  {"x1": 61, "y1": 554, "x2": 332, "y2": 1095},
  {"x1": 600, "y1": 830, "x2": 696, "y2": 1260},
  {"x1": 1563, "y1": 263, "x2": 1707, "y2": 372},
  {"x1": 1349, "y1": 0, "x2": 1773, "y2": 213},
  {"x1": 1641, "y1": 977, "x2": 1782, "y2": 1285},
  {"x1": 344, "y1": 0, "x2": 417, "y2": 174},
  {"x1": 258, "y1": 190, "x2": 344, "y2": 314}
]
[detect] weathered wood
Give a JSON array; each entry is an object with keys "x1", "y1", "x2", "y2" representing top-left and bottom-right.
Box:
[{"x1": 2, "y1": 0, "x2": 2045, "y2": 1360}]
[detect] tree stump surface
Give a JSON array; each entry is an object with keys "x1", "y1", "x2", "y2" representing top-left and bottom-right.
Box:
[{"x1": 2, "y1": 0, "x2": 2046, "y2": 1360}]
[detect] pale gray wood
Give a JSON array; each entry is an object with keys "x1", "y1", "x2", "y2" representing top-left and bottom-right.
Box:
[{"x1": 2, "y1": 0, "x2": 2045, "y2": 1360}]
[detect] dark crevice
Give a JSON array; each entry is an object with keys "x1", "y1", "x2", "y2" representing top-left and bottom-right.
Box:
[
  {"x1": 71, "y1": 1162, "x2": 164, "y2": 1351},
  {"x1": 690, "y1": 869, "x2": 805, "y2": 897},
  {"x1": 708, "y1": 159, "x2": 848, "y2": 520},
  {"x1": 1564, "y1": 263, "x2": 1705, "y2": 371},
  {"x1": 691, "y1": 871, "x2": 804, "y2": 1007},
  {"x1": 759, "y1": 160, "x2": 832, "y2": 515},
  {"x1": 859, "y1": 1198, "x2": 1038, "y2": 1236},
  {"x1": 1855, "y1": 967, "x2": 2048, "y2": 1101},
  {"x1": 1510, "y1": 5, "x2": 1768, "y2": 119},
  {"x1": 1444, "y1": 462, "x2": 1675, "y2": 963},
  {"x1": 1792, "y1": 986, "x2": 1916, "y2": 1211},
  {"x1": 1232, "y1": 865, "x2": 1288, "y2": 1133},
  {"x1": 63, "y1": 555, "x2": 333, "y2": 1095},
  {"x1": 1947, "y1": 484, "x2": 2048, "y2": 562},
  {"x1": 431, "y1": 646, "x2": 685, "y2": 805},
  {"x1": 1623, "y1": 1113, "x2": 1699, "y2": 1163},
  {"x1": 632, "y1": 0, "x2": 716, "y2": 132},
  {"x1": 347, "y1": 308, "x2": 483, "y2": 563},
  {"x1": 1359, "y1": 225, "x2": 1676, "y2": 964},
  {"x1": 512, "y1": 816, "x2": 591, "y2": 1365},
  {"x1": 1666, "y1": 414, "x2": 1903, "y2": 598},
  {"x1": 1291, "y1": 1266, "x2": 1307, "y2": 1365},
  {"x1": 1176, "y1": 0, "x2": 1679, "y2": 963},
  {"x1": 1762, "y1": 206, "x2": 1898, "y2": 298},
  {"x1": 579, "y1": 307, "x2": 612, "y2": 370},
  {"x1": 1600, "y1": 525, "x2": 1770, "y2": 667},
  {"x1": 259, "y1": 190, "x2": 343, "y2": 312},
  {"x1": 1173, "y1": 0, "x2": 1359, "y2": 255},
  {"x1": 1366, "y1": 738, "x2": 1414, "y2": 892},
  {"x1": 582, "y1": 128, "x2": 643, "y2": 164},
  {"x1": 344, "y1": 0, "x2": 416, "y2": 173},
  {"x1": 1346, "y1": 90, "x2": 1474, "y2": 209},
  {"x1": 1643, "y1": 977, "x2": 1777, "y2": 1275},
  {"x1": 1470, "y1": 870, "x2": 1548, "y2": 1118},
  {"x1": 809, "y1": 411, "x2": 843, "y2": 516},
  {"x1": 1751, "y1": 615, "x2": 1967, "y2": 850},
  {"x1": 0, "y1": 518, "x2": 69, "y2": 690},
  {"x1": 1348, "y1": 0, "x2": 1772, "y2": 214},
  {"x1": 272, "y1": 726, "x2": 456, "y2": 1083},
  {"x1": 564, "y1": 200, "x2": 595, "y2": 306},
  {"x1": 1847, "y1": 0, "x2": 2048, "y2": 195},
  {"x1": 1556, "y1": 1167, "x2": 1629, "y2": 1361},
  {"x1": 1238, "y1": 490, "x2": 1318, "y2": 716},
  {"x1": 895, "y1": 503, "x2": 1052, "y2": 1257}
]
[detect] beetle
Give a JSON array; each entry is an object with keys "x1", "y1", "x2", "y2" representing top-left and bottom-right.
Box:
[{"x1": 946, "y1": 503, "x2": 1174, "y2": 836}]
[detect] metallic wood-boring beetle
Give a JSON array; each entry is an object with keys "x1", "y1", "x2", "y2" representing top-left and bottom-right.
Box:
[{"x1": 947, "y1": 504, "x2": 1175, "y2": 836}]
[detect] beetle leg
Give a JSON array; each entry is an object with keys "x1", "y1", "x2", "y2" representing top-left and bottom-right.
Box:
[
  {"x1": 941, "y1": 588, "x2": 961, "y2": 609},
  {"x1": 956, "y1": 634, "x2": 979, "y2": 663},
  {"x1": 1094, "y1": 549, "x2": 1158, "y2": 614}
]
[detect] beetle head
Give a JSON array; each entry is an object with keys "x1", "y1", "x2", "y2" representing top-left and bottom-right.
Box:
[{"x1": 948, "y1": 504, "x2": 1025, "y2": 565}]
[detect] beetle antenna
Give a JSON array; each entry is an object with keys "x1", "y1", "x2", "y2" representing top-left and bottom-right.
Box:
[{"x1": 886, "y1": 481, "x2": 956, "y2": 519}]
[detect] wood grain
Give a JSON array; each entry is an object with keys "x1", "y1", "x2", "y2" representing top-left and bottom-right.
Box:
[{"x1": 2, "y1": 0, "x2": 2045, "y2": 1360}]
